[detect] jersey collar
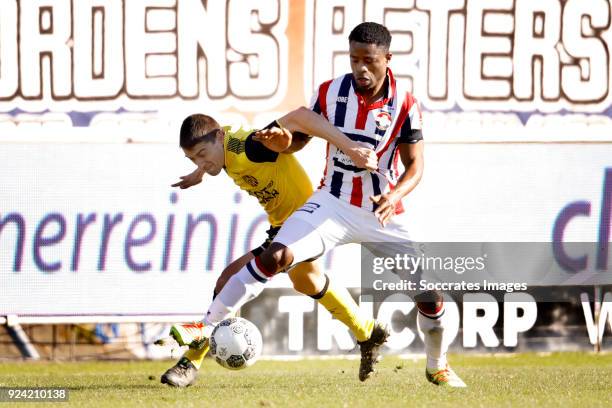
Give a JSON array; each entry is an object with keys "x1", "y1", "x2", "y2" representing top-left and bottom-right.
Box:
[{"x1": 351, "y1": 68, "x2": 396, "y2": 110}]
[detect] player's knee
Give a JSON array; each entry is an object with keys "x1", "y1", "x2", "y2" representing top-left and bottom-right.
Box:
[
  {"x1": 288, "y1": 262, "x2": 323, "y2": 296},
  {"x1": 415, "y1": 290, "x2": 444, "y2": 315},
  {"x1": 290, "y1": 274, "x2": 318, "y2": 296},
  {"x1": 259, "y1": 243, "x2": 294, "y2": 274}
]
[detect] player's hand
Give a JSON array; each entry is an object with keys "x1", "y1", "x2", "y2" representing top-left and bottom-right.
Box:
[
  {"x1": 370, "y1": 192, "x2": 400, "y2": 227},
  {"x1": 171, "y1": 167, "x2": 205, "y2": 189},
  {"x1": 253, "y1": 127, "x2": 292, "y2": 152},
  {"x1": 345, "y1": 144, "x2": 378, "y2": 171}
]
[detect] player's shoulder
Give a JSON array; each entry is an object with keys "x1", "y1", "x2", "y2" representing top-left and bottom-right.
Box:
[
  {"x1": 225, "y1": 125, "x2": 255, "y2": 142},
  {"x1": 225, "y1": 126, "x2": 278, "y2": 164},
  {"x1": 393, "y1": 78, "x2": 420, "y2": 105},
  {"x1": 316, "y1": 73, "x2": 351, "y2": 91},
  {"x1": 222, "y1": 126, "x2": 249, "y2": 157},
  {"x1": 243, "y1": 121, "x2": 280, "y2": 163}
]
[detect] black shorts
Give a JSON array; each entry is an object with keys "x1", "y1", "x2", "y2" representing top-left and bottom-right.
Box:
[{"x1": 251, "y1": 225, "x2": 281, "y2": 257}]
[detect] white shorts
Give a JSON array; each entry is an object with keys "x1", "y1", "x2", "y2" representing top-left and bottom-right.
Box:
[{"x1": 274, "y1": 190, "x2": 417, "y2": 265}]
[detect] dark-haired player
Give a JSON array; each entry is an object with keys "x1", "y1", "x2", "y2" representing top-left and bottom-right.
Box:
[
  {"x1": 161, "y1": 108, "x2": 388, "y2": 386},
  {"x1": 198, "y1": 22, "x2": 466, "y2": 387}
]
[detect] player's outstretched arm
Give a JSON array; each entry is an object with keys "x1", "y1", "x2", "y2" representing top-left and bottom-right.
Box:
[
  {"x1": 171, "y1": 166, "x2": 206, "y2": 189},
  {"x1": 282, "y1": 132, "x2": 312, "y2": 154},
  {"x1": 253, "y1": 124, "x2": 311, "y2": 154},
  {"x1": 277, "y1": 106, "x2": 378, "y2": 171}
]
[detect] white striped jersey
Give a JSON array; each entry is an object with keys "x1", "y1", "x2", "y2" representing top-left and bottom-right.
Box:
[{"x1": 310, "y1": 69, "x2": 423, "y2": 214}]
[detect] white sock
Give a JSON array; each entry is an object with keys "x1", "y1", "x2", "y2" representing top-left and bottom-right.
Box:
[
  {"x1": 418, "y1": 306, "x2": 450, "y2": 370},
  {"x1": 203, "y1": 259, "x2": 270, "y2": 327}
]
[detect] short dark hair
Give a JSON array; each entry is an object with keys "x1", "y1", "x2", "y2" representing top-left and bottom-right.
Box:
[
  {"x1": 348, "y1": 22, "x2": 391, "y2": 50},
  {"x1": 179, "y1": 114, "x2": 221, "y2": 148}
]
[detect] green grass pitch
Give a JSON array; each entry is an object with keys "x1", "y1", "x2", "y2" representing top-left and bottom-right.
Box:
[{"x1": 1, "y1": 352, "x2": 611, "y2": 407}]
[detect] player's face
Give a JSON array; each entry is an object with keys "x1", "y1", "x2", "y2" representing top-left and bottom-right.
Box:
[
  {"x1": 183, "y1": 130, "x2": 225, "y2": 176},
  {"x1": 349, "y1": 41, "x2": 391, "y2": 95}
]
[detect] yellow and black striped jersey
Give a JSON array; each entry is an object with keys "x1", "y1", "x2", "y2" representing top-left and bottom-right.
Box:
[{"x1": 223, "y1": 122, "x2": 313, "y2": 227}]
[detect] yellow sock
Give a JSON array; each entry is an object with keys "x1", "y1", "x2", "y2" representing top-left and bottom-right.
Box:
[
  {"x1": 183, "y1": 340, "x2": 210, "y2": 370},
  {"x1": 315, "y1": 278, "x2": 374, "y2": 342}
]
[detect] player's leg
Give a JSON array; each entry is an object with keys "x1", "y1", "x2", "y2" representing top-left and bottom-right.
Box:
[
  {"x1": 204, "y1": 192, "x2": 349, "y2": 328},
  {"x1": 277, "y1": 192, "x2": 390, "y2": 381},
  {"x1": 415, "y1": 291, "x2": 465, "y2": 387},
  {"x1": 160, "y1": 252, "x2": 255, "y2": 387},
  {"x1": 204, "y1": 217, "x2": 327, "y2": 327},
  {"x1": 367, "y1": 242, "x2": 465, "y2": 386},
  {"x1": 162, "y1": 224, "x2": 286, "y2": 387},
  {"x1": 270, "y1": 192, "x2": 391, "y2": 381},
  {"x1": 214, "y1": 251, "x2": 256, "y2": 298},
  {"x1": 286, "y1": 260, "x2": 324, "y2": 296},
  {"x1": 287, "y1": 260, "x2": 388, "y2": 381},
  {"x1": 170, "y1": 251, "x2": 255, "y2": 346},
  {"x1": 288, "y1": 262, "x2": 375, "y2": 344},
  {"x1": 167, "y1": 224, "x2": 282, "y2": 350},
  {"x1": 360, "y1": 218, "x2": 466, "y2": 387}
]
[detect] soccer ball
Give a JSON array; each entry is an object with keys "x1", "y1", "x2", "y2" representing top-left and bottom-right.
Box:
[{"x1": 209, "y1": 317, "x2": 263, "y2": 370}]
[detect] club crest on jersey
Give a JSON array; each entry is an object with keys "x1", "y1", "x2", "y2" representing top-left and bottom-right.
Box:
[{"x1": 375, "y1": 111, "x2": 392, "y2": 131}]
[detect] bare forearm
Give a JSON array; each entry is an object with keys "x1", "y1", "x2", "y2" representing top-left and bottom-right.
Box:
[
  {"x1": 389, "y1": 143, "x2": 424, "y2": 201},
  {"x1": 276, "y1": 106, "x2": 379, "y2": 171},
  {"x1": 389, "y1": 162, "x2": 422, "y2": 201},
  {"x1": 278, "y1": 106, "x2": 354, "y2": 152},
  {"x1": 283, "y1": 132, "x2": 312, "y2": 153}
]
